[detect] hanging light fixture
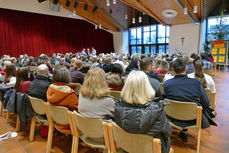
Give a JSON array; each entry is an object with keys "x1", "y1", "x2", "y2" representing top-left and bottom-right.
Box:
[
  {"x1": 132, "y1": 17, "x2": 135, "y2": 24},
  {"x1": 184, "y1": 0, "x2": 188, "y2": 14},
  {"x1": 139, "y1": 12, "x2": 142, "y2": 23},
  {"x1": 113, "y1": 0, "x2": 116, "y2": 4},
  {"x1": 193, "y1": 0, "x2": 197, "y2": 13},
  {"x1": 99, "y1": 24, "x2": 102, "y2": 29},
  {"x1": 106, "y1": 0, "x2": 110, "y2": 6},
  {"x1": 125, "y1": 14, "x2": 128, "y2": 20},
  {"x1": 72, "y1": 10, "x2": 76, "y2": 16},
  {"x1": 95, "y1": 25, "x2": 98, "y2": 29}
]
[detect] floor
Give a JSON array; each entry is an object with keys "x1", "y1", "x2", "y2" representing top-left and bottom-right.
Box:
[{"x1": 0, "y1": 71, "x2": 228, "y2": 153}]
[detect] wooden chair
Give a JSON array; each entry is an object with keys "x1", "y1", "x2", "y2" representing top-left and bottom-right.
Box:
[
  {"x1": 160, "y1": 83, "x2": 164, "y2": 94},
  {"x1": 70, "y1": 83, "x2": 81, "y2": 95},
  {"x1": 106, "y1": 122, "x2": 174, "y2": 153},
  {"x1": 44, "y1": 102, "x2": 72, "y2": 153},
  {"x1": 0, "y1": 101, "x2": 3, "y2": 116},
  {"x1": 29, "y1": 66, "x2": 37, "y2": 72},
  {"x1": 29, "y1": 96, "x2": 48, "y2": 141},
  {"x1": 110, "y1": 91, "x2": 121, "y2": 101},
  {"x1": 205, "y1": 88, "x2": 216, "y2": 110},
  {"x1": 68, "y1": 111, "x2": 110, "y2": 153},
  {"x1": 163, "y1": 99, "x2": 202, "y2": 153},
  {"x1": 158, "y1": 74, "x2": 165, "y2": 82}
]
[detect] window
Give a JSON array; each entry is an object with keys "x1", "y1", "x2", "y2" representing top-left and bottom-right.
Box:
[{"x1": 129, "y1": 24, "x2": 170, "y2": 55}]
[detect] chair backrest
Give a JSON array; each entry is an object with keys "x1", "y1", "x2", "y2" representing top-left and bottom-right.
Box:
[
  {"x1": 204, "y1": 88, "x2": 216, "y2": 109},
  {"x1": 29, "y1": 66, "x2": 36, "y2": 72},
  {"x1": 29, "y1": 96, "x2": 46, "y2": 115},
  {"x1": 158, "y1": 74, "x2": 165, "y2": 82},
  {"x1": 70, "y1": 83, "x2": 81, "y2": 94},
  {"x1": 72, "y1": 111, "x2": 104, "y2": 138},
  {"x1": 109, "y1": 122, "x2": 159, "y2": 153},
  {"x1": 163, "y1": 99, "x2": 198, "y2": 121},
  {"x1": 110, "y1": 91, "x2": 121, "y2": 101},
  {"x1": 48, "y1": 102, "x2": 69, "y2": 125}
]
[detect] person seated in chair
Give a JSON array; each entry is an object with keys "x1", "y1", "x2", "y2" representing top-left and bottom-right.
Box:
[
  {"x1": 115, "y1": 71, "x2": 172, "y2": 153},
  {"x1": 28, "y1": 64, "x2": 51, "y2": 101},
  {"x1": 164, "y1": 58, "x2": 217, "y2": 142}
]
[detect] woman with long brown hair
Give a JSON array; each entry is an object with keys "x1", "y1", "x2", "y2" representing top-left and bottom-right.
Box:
[
  {"x1": 3, "y1": 64, "x2": 16, "y2": 87},
  {"x1": 188, "y1": 60, "x2": 216, "y2": 92},
  {"x1": 15, "y1": 67, "x2": 31, "y2": 93}
]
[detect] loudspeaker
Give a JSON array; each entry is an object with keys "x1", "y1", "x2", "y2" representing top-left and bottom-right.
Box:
[
  {"x1": 74, "y1": 1, "x2": 78, "y2": 8},
  {"x1": 66, "y1": 0, "x2": 71, "y2": 7},
  {"x1": 53, "y1": 0, "x2": 59, "y2": 5},
  {"x1": 92, "y1": 6, "x2": 98, "y2": 13},
  {"x1": 84, "y1": 3, "x2": 88, "y2": 10}
]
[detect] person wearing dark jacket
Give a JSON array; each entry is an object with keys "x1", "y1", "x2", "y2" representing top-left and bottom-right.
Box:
[
  {"x1": 125, "y1": 55, "x2": 140, "y2": 75},
  {"x1": 28, "y1": 64, "x2": 51, "y2": 101},
  {"x1": 164, "y1": 58, "x2": 217, "y2": 142},
  {"x1": 70, "y1": 59, "x2": 85, "y2": 84},
  {"x1": 115, "y1": 70, "x2": 172, "y2": 153}
]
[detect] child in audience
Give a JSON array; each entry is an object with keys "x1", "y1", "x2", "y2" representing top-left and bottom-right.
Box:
[
  {"x1": 115, "y1": 71, "x2": 172, "y2": 153},
  {"x1": 78, "y1": 67, "x2": 115, "y2": 120},
  {"x1": 3, "y1": 64, "x2": 16, "y2": 87},
  {"x1": 15, "y1": 67, "x2": 31, "y2": 93},
  {"x1": 164, "y1": 61, "x2": 175, "y2": 82},
  {"x1": 156, "y1": 60, "x2": 168, "y2": 75},
  {"x1": 188, "y1": 60, "x2": 216, "y2": 92},
  {"x1": 47, "y1": 68, "x2": 78, "y2": 134}
]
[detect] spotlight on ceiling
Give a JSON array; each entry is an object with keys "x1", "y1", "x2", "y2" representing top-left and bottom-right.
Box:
[
  {"x1": 92, "y1": 6, "x2": 99, "y2": 13},
  {"x1": 38, "y1": 0, "x2": 47, "y2": 3},
  {"x1": 66, "y1": 0, "x2": 71, "y2": 7},
  {"x1": 53, "y1": 0, "x2": 59, "y2": 5},
  {"x1": 84, "y1": 3, "x2": 88, "y2": 10},
  {"x1": 74, "y1": 1, "x2": 78, "y2": 8},
  {"x1": 109, "y1": 8, "x2": 112, "y2": 14}
]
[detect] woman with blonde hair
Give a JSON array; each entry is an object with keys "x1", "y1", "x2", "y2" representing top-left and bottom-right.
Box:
[
  {"x1": 115, "y1": 70, "x2": 172, "y2": 153},
  {"x1": 153, "y1": 59, "x2": 161, "y2": 71},
  {"x1": 156, "y1": 60, "x2": 168, "y2": 75},
  {"x1": 78, "y1": 67, "x2": 115, "y2": 120}
]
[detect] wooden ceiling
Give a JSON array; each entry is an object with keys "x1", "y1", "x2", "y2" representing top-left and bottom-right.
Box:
[{"x1": 48, "y1": 0, "x2": 222, "y2": 32}]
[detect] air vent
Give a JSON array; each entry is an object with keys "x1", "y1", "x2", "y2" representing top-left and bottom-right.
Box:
[{"x1": 162, "y1": 10, "x2": 178, "y2": 18}]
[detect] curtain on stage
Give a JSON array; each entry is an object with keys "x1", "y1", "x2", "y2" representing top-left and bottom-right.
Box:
[{"x1": 0, "y1": 8, "x2": 114, "y2": 57}]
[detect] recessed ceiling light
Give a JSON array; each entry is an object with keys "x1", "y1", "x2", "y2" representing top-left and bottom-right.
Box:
[{"x1": 162, "y1": 9, "x2": 178, "y2": 18}]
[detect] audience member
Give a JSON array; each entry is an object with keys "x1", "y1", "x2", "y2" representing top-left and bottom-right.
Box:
[
  {"x1": 183, "y1": 55, "x2": 194, "y2": 74},
  {"x1": 106, "y1": 63, "x2": 124, "y2": 91},
  {"x1": 70, "y1": 59, "x2": 85, "y2": 84},
  {"x1": 188, "y1": 60, "x2": 216, "y2": 92},
  {"x1": 200, "y1": 53, "x2": 212, "y2": 70},
  {"x1": 79, "y1": 67, "x2": 115, "y2": 120},
  {"x1": 164, "y1": 61, "x2": 175, "y2": 82},
  {"x1": 15, "y1": 67, "x2": 31, "y2": 93},
  {"x1": 3, "y1": 64, "x2": 16, "y2": 87},
  {"x1": 155, "y1": 60, "x2": 169, "y2": 75},
  {"x1": 28, "y1": 64, "x2": 51, "y2": 101},
  {"x1": 140, "y1": 57, "x2": 162, "y2": 98},
  {"x1": 164, "y1": 58, "x2": 216, "y2": 142},
  {"x1": 125, "y1": 55, "x2": 139, "y2": 75},
  {"x1": 47, "y1": 68, "x2": 78, "y2": 134},
  {"x1": 115, "y1": 71, "x2": 172, "y2": 153}
]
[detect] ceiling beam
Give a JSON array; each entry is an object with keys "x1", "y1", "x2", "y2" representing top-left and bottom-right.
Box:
[
  {"x1": 120, "y1": 0, "x2": 167, "y2": 25},
  {"x1": 50, "y1": 0, "x2": 121, "y2": 32}
]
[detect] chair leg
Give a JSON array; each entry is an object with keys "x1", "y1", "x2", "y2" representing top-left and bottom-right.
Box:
[
  {"x1": 71, "y1": 136, "x2": 75, "y2": 153},
  {"x1": 0, "y1": 102, "x2": 3, "y2": 116},
  {"x1": 73, "y1": 135, "x2": 80, "y2": 153},
  {"x1": 169, "y1": 148, "x2": 174, "y2": 153},
  {"x1": 6, "y1": 110, "x2": 10, "y2": 123},
  {"x1": 46, "y1": 124, "x2": 54, "y2": 153},
  {"x1": 29, "y1": 117, "x2": 36, "y2": 141},
  {"x1": 197, "y1": 129, "x2": 201, "y2": 153},
  {"x1": 15, "y1": 115, "x2": 20, "y2": 132}
]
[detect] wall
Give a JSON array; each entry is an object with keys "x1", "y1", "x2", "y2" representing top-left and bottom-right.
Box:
[
  {"x1": 169, "y1": 23, "x2": 201, "y2": 56},
  {"x1": 113, "y1": 30, "x2": 129, "y2": 54}
]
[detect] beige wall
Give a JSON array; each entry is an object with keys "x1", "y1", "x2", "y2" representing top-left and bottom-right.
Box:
[
  {"x1": 169, "y1": 23, "x2": 201, "y2": 56},
  {"x1": 113, "y1": 31, "x2": 129, "y2": 54}
]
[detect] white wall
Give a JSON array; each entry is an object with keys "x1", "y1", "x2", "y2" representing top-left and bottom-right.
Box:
[
  {"x1": 113, "y1": 30, "x2": 129, "y2": 54},
  {"x1": 0, "y1": 0, "x2": 83, "y2": 20},
  {"x1": 169, "y1": 23, "x2": 201, "y2": 56}
]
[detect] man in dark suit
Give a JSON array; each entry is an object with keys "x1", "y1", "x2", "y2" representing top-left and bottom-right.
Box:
[{"x1": 164, "y1": 58, "x2": 216, "y2": 142}]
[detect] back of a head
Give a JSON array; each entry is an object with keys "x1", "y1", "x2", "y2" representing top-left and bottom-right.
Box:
[
  {"x1": 15, "y1": 67, "x2": 29, "y2": 89},
  {"x1": 173, "y1": 58, "x2": 187, "y2": 74},
  {"x1": 52, "y1": 68, "x2": 71, "y2": 83},
  {"x1": 73, "y1": 59, "x2": 83, "y2": 70},
  {"x1": 159, "y1": 60, "x2": 168, "y2": 73},
  {"x1": 200, "y1": 53, "x2": 208, "y2": 60},
  {"x1": 37, "y1": 64, "x2": 49, "y2": 77},
  {"x1": 4, "y1": 64, "x2": 16, "y2": 83},
  {"x1": 112, "y1": 63, "x2": 123, "y2": 75},
  {"x1": 80, "y1": 67, "x2": 109, "y2": 99},
  {"x1": 140, "y1": 57, "x2": 153, "y2": 72},
  {"x1": 183, "y1": 55, "x2": 189, "y2": 64},
  {"x1": 121, "y1": 70, "x2": 155, "y2": 105},
  {"x1": 193, "y1": 60, "x2": 207, "y2": 87}
]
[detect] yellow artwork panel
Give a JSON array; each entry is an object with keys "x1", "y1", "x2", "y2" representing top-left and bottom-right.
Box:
[
  {"x1": 213, "y1": 56, "x2": 217, "y2": 62},
  {"x1": 219, "y1": 48, "x2": 226, "y2": 54},
  {"x1": 219, "y1": 56, "x2": 225, "y2": 63},
  {"x1": 212, "y1": 48, "x2": 217, "y2": 54}
]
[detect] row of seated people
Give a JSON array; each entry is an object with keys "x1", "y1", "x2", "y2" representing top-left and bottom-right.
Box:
[{"x1": 0, "y1": 55, "x2": 216, "y2": 153}]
